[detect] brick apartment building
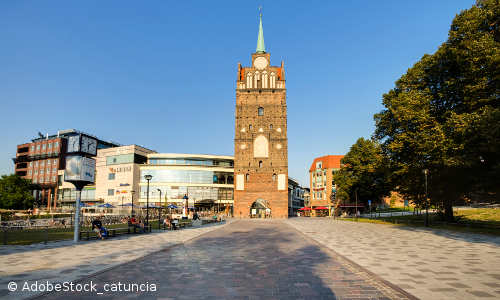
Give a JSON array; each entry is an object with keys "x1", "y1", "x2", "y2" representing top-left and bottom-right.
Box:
[
  {"x1": 13, "y1": 129, "x2": 120, "y2": 210},
  {"x1": 233, "y1": 13, "x2": 289, "y2": 218}
]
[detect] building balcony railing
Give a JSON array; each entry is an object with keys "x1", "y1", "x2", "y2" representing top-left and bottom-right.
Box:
[
  {"x1": 31, "y1": 182, "x2": 58, "y2": 190},
  {"x1": 12, "y1": 152, "x2": 60, "y2": 164}
]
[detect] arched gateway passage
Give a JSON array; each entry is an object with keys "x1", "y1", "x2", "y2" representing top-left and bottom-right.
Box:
[{"x1": 250, "y1": 199, "x2": 272, "y2": 218}]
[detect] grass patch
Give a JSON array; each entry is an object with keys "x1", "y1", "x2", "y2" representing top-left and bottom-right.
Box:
[
  {"x1": 335, "y1": 209, "x2": 500, "y2": 236},
  {"x1": 1, "y1": 219, "x2": 193, "y2": 245}
]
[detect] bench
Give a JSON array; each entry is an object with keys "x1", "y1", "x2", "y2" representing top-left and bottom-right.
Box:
[{"x1": 79, "y1": 225, "x2": 150, "y2": 241}]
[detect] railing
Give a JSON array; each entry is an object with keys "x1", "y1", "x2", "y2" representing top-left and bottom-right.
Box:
[
  {"x1": 1, "y1": 225, "x2": 49, "y2": 245},
  {"x1": 334, "y1": 213, "x2": 500, "y2": 233}
]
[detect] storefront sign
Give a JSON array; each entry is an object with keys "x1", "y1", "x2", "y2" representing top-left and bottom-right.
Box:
[
  {"x1": 121, "y1": 190, "x2": 127, "y2": 193},
  {"x1": 109, "y1": 166, "x2": 132, "y2": 172},
  {"x1": 116, "y1": 147, "x2": 128, "y2": 154},
  {"x1": 313, "y1": 188, "x2": 325, "y2": 191},
  {"x1": 120, "y1": 183, "x2": 130, "y2": 186}
]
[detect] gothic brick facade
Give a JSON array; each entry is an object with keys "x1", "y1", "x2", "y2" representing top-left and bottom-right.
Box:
[{"x1": 233, "y1": 50, "x2": 289, "y2": 219}]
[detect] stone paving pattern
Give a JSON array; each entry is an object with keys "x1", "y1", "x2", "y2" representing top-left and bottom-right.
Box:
[
  {"x1": 0, "y1": 221, "x2": 232, "y2": 300},
  {"x1": 33, "y1": 220, "x2": 408, "y2": 300},
  {"x1": 286, "y1": 218, "x2": 500, "y2": 300}
]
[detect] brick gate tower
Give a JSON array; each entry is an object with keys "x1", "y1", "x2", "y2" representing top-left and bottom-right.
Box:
[{"x1": 234, "y1": 12, "x2": 288, "y2": 219}]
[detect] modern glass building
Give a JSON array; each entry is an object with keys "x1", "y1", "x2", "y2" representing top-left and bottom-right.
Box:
[{"x1": 139, "y1": 154, "x2": 234, "y2": 214}]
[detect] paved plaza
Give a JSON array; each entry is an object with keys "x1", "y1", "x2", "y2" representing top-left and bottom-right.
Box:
[
  {"x1": 0, "y1": 219, "x2": 499, "y2": 299},
  {"x1": 286, "y1": 218, "x2": 500, "y2": 300}
]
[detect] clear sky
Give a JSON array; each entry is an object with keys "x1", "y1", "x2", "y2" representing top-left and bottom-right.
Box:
[{"x1": 0, "y1": 0, "x2": 476, "y2": 187}]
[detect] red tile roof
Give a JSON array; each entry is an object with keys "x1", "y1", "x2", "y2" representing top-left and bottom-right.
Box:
[{"x1": 309, "y1": 155, "x2": 344, "y2": 172}]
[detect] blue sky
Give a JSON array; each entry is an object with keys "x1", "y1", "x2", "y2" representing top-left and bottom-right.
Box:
[{"x1": 0, "y1": 0, "x2": 476, "y2": 187}]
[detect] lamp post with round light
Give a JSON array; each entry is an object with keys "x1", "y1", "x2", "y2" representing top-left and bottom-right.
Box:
[
  {"x1": 144, "y1": 175, "x2": 153, "y2": 231},
  {"x1": 157, "y1": 188, "x2": 162, "y2": 230},
  {"x1": 130, "y1": 190, "x2": 135, "y2": 215},
  {"x1": 355, "y1": 187, "x2": 359, "y2": 221},
  {"x1": 422, "y1": 169, "x2": 429, "y2": 227}
]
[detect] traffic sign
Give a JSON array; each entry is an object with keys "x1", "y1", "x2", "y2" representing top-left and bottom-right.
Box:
[{"x1": 368, "y1": 200, "x2": 371, "y2": 205}]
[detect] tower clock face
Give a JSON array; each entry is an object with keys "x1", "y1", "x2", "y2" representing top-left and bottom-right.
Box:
[
  {"x1": 254, "y1": 57, "x2": 268, "y2": 69},
  {"x1": 67, "y1": 135, "x2": 80, "y2": 153},
  {"x1": 81, "y1": 136, "x2": 97, "y2": 155}
]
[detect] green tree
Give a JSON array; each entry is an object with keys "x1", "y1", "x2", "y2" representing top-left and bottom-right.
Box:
[
  {"x1": 0, "y1": 173, "x2": 34, "y2": 209},
  {"x1": 332, "y1": 138, "x2": 392, "y2": 204},
  {"x1": 374, "y1": 0, "x2": 500, "y2": 221}
]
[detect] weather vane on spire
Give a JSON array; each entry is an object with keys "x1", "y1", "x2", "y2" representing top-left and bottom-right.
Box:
[{"x1": 260, "y1": 6, "x2": 262, "y2": 17}]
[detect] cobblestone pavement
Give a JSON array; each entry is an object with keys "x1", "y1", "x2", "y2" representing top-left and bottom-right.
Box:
[
  {"x1": 0, "y1": 221, "x2": 232, "y2": 300},
  {"x1": 285, "y1": 218, "x2": 500, "y2": 300},
  {"x1": 27, "y1": 220, "x2": 412, "y2": 300}
]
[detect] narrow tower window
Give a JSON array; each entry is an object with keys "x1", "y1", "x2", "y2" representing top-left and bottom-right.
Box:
[
  {"x1": 258, "y1": 107, "x2": 264, "y2": 116},
  {"x1": 273, "y1": 174, "x2": 276, "y2": 181},
  {"x1": 270, "y1": 124, "x2": 273, "y2": 129},
  {"x1": 246, "y1": 174, "x2": 249, "y2": 181},
  {"x1": 249, "y1": 124, "x2": 253, "y2": 130},
  {"x1": 259, "y1": 161, "x2": 262, "y2": 167}
]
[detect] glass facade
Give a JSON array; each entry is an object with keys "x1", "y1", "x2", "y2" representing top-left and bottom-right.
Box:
[
  {"x1": 141, "y1": 170, "x2": 234, "y2": 184},
  {"x1": 140, "y1": 185, "x2": 233, "y2": 201},
  {"x1": 148, "y1": 157, "x2": 233, "y2": 167},
  {"x1": 57, "y1": 188, "x2": 95, "y2": 200}
]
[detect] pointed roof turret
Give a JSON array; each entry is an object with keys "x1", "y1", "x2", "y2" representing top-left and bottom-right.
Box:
[{"x1": 256, "y1": 8, "x2": 265, "y2": 53}]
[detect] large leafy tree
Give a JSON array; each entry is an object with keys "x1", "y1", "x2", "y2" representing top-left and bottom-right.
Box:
[
  {"x1": 332, "y1": 138, "x2": 392, "y2": 204},
  {"x1": 0, "y1": 173, "x2": 34, "y2": 209},
  {"x1": 374, "y1": 0, "x2": 500, "y2": 221}
]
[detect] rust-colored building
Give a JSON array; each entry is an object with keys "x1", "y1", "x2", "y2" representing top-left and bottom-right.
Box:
[
  {"x1": 233, "y1": 14, "x2": 288, "y2": 218},
  {"x1": 13, "y1": 129, "x2": 120, "y2": 210},
  {"x1": 309, "y1": 155, "x2": 344, "y2": 214}
]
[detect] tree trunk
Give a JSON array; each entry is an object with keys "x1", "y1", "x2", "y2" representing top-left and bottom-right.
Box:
[{"x1": 444, "y1": 199, "x2": 454, "y2": 223}]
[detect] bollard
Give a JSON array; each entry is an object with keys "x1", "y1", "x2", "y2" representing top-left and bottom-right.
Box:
[
  {"x1": 3, "y1": 230, "x2": 6, "y2": 245},
  {"x1": 44, "y1": 226, "x2": 48, "y2": 245}
]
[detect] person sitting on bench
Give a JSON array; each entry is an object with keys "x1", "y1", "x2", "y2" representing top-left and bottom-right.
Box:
[
  {"x1": 163, "y1": 215, "x2": 172, "y2": 229},
  {"x1": 193, "y1": 212, "x2": 200, "y2": 220},
  {"x1": 130, "y1": 215, "x2": 145, "y2": 234},
  {"x1": 92, "y1": 216, "x2": 106, "y2": 240}
]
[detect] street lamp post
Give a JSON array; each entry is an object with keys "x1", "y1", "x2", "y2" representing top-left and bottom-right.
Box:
[
  {"x1": 422, "y1": 169, "x2": 429, "y2": 227},
  {"x1": 144, "y1": 175, "x2": 153, "y2": 232},
  {"x1": 130, "y1": 191, "x2": 135, "y2": 215},
  {"x1": 121, "y1": 196, "x2": 125, "y2": 214},
  {"x1": 157, "y1": 189, "x2": 162, "y2": 230},
  {"x1": 355, "y1": 187, "x2": 359, "y2": 221}
]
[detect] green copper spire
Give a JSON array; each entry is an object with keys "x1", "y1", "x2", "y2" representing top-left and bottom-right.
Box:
[{"x1": 256, "y1": 8, "x2": 265, "y2": 53}]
